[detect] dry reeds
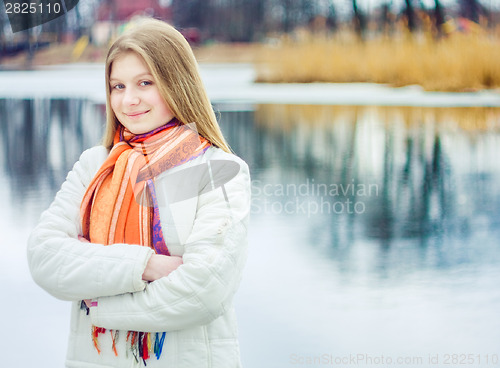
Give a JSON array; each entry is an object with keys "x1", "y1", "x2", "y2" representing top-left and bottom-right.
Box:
[
  {"x1": 255, "y1": 104, "x2": 500, "y2": 133},
  {"x1": 256, "y1": 32, "x2": 500, "y2": 92}
]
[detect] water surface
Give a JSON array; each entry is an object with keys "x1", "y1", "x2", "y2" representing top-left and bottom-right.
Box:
[{"x1": 2, "y1": 99, "x2": 500, "y2": 367}]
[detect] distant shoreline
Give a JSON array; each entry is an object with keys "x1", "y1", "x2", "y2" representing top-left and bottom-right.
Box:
[
  {"x1": 2, "y1": 40, "x2": 500, "y2": 97},
  {"x1": 0, "y1": 42, "x2": 259, "y2": 70},
  {"x1": 1, "y1": 63, "x2": 499, "y2": 107}
]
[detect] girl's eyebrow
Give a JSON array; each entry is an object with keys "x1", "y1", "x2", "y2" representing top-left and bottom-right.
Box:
[{"x1": 109, "y1": 72, "x2": 153, "y2": 82}]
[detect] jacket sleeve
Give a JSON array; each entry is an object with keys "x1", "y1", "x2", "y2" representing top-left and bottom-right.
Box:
[
  {"x1": 89, "y1": 158, "x2": 251, "y2": 332},
  {"x1": 27, "y1": 147, "x2": 154, "y2": 301}
]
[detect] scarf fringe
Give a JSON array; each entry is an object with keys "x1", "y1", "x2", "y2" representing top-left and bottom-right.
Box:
[{"x1": 90, "y1": 326, "x2": 166, "y2": 365}]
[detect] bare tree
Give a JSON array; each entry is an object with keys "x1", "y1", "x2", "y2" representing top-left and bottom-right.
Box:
[
  {"x1": 433, "y1": 0, "x2": 445, "y2": 36},
  {"x1": 326, "y1": 2, "x2": 338, "y2": 31},
  {"x1": 352, "y1": 0, "x2": 367, "y2": 38},
  {"x1": 379, "y1": 2, "x2": 392, "y2": 35},
  {"x1": 459, "y1": 0, "x2": 480, "y2": 23},
  {"x1": 404, "y1": 0, "x2": 417, "y2": 32}
]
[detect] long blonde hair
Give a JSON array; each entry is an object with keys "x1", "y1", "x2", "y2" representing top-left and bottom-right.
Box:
[{"x1": 102, "y1": 17, "x2": 231, "y2": 153}]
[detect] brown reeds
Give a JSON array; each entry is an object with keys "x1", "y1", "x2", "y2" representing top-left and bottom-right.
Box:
[
  {"x1": 255, "y1": 32, "x2": 500, "y2": 92},
  {"x1": 255, "y1": 104, "x2": 500, "y2": 133}
]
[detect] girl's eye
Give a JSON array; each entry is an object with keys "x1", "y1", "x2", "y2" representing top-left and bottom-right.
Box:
[
  {"x1": 112, "y1": 83, "x2": 125, "y2": 90},
  {"x1": 140, "y1": 80, "x2": 153, "y2": 87}
]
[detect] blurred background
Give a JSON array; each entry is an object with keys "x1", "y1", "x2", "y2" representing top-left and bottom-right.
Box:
[{"x1": 1, "y1": 1, "x2": 500, "y2": 367}]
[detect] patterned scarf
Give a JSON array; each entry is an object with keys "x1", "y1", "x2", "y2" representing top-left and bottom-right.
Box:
[{"x1": 80, "y1": 118, "x2": 211, "y2": 363}]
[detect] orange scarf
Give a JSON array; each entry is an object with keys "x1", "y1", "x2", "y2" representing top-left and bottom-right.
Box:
[
  {"x1": 79, "y1": 119, "x2": 210, "y2": 362},
  {"x1": 81, "y1": 118, "x2": 210, "y2": 251}
]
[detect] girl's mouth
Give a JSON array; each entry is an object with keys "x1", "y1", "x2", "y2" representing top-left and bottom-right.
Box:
[{"x1": 126, "y1": 110, "x2": 150, "y2": 118}]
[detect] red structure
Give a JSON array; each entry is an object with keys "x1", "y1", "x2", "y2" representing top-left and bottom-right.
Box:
[{"x1": 96, "y1": 0, "x2": 171, "y2": 22}]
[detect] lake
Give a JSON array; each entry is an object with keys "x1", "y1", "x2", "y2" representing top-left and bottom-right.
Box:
[{"x1": 1, "y1": 97, "x2": 500, "y2": 368}]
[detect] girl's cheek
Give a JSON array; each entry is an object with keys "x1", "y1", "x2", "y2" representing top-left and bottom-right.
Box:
[{"x1": 110, "y1": 95, "x2": 120, "y2": 112}]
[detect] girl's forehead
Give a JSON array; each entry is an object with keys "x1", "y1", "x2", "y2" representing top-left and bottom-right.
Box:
[{"x1": 110, "y1": 52, "x2": 152, "y2": 78}]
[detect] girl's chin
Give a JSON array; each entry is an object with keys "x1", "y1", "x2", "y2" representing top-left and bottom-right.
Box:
[{"x1": 123, "y1": 123, "x2": 163, "y2": 135}]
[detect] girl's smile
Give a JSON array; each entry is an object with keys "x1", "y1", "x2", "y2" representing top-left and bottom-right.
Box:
[{"x1": 125, "y1": 110, "x2": 150, "y2": 119}]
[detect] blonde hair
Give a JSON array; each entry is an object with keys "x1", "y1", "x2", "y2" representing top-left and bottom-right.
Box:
[{"x1": 102, "y1": 17, "x2": 231, "y2": 153}]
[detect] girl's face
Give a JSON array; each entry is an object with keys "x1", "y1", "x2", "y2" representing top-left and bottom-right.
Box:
[{"x1": 109, "y1": 52, "x2": 174, "y2": 135}]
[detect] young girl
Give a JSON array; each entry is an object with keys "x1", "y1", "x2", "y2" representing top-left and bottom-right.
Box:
[{"x1": 27, "y1": 18, "x2": 251, "y2": 368}]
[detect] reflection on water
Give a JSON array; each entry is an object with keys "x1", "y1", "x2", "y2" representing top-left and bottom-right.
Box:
[
  {"x1": 2, "y1": 99, "x2": 500, "y2": 366},
  {"x1": 219, "y1": 105, "x2": 500, "y2": 365},
  {"x1": 0, "y1": 98, "x2": 104, "y2": 218},
  {"x1": 3, "y1": 99, "x2": 500, "y2": 275},
  {"x1": 219, "y1": 105, "x2": 500, "y2": 272}
]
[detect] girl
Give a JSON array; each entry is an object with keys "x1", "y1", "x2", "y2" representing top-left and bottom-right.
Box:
[{"x1": 27, "y1": 18, "x2": 251, "y2": 368}]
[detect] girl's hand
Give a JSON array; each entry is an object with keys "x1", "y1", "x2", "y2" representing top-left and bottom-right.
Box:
[{"x1": 142, "y1": 254, "x2": 183, "y2": 282}]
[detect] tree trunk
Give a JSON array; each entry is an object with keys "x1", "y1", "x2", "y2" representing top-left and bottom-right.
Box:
[
  {"x1": 434, "y1": 0, "x2": 445, "y2": 37},
  {"x1": 405, "y1": 0, "x2": 416, "y2": 32},
  {"x1": 460, "y1": 0, "x2": 480, "y2": 23},
  {"x1": 352, "y1": 0, "x2": 366, "y2": 39}
]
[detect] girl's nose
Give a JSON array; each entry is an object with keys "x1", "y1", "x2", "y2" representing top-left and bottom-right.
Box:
[{"x1": 123, "y1": 88, "x2": 140, "y2": 105}]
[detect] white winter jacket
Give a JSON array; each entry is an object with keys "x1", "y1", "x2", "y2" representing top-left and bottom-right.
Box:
[{"x1": 27, "y1": 144, "x2": 251, "y2": 368}]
